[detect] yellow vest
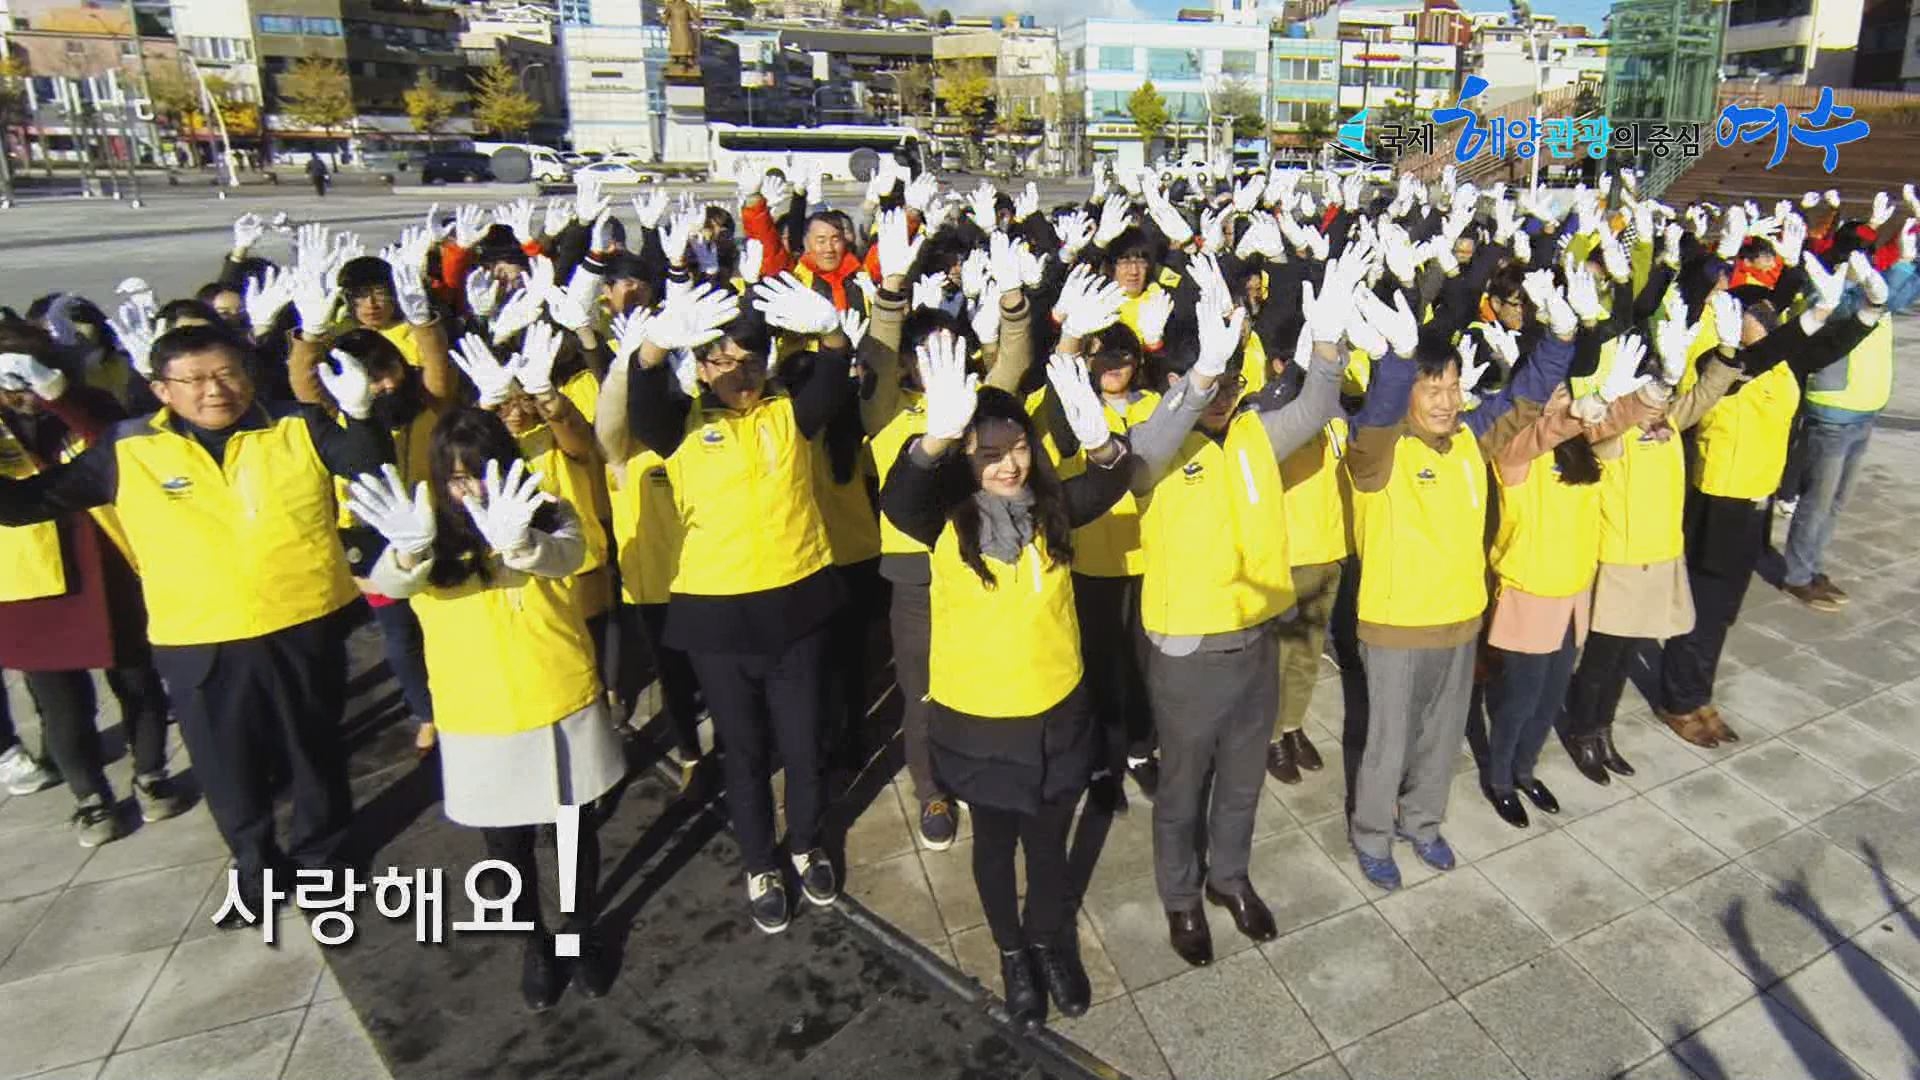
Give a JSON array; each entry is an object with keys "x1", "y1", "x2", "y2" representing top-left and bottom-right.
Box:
[
  {"x1": 1056, "y1": 391, "x2": 1159, "y2": 578},
  {"x1": 872, "y1": 389, "x2": 930, "y2": 557},
  {"x1": 1570, "y1": 336, "x2": 1619, "y2": 400},
  {"x1": 1599, "y1": 427, "x2": 1685, "y2": 565},
  {"x1": 409, "y1": 545, "x2": 602, "y2": 736},
  {"x1": 609, "y1": 449, "x2": 683, "y2": 607},
  {"x1": 667, "y1": 393, "x2": 832, "y2": 595},
  {"x1": 0, "y1": 418, "x2": 67, "y2": 602},
  {"x1": 811, "y1": 436, "x2": 881, "y2": 567},
  {"x1": 928, "y1": 527, "x2": 1082, "y2": 718},
  {"x1": 1280, "y1": 418, "x2": 1352, "y2": 567},
  {"x1": 558, "y1": 369, "x2": 615, "y2": 523},
  {"x1": 1243, "y1": 332, "x2": 1269, "y2": 396},
  {"x1": 335, "y1": 404, "x2": 436, "y2": 531},
  {"x1": 1692, "y1": 363, "x2": 1798, "y2": 500},
  {"x1": 1138, "y1": 410, "x2": 1294, "y2": 636},
  {"x1": 1118, "y1": 282, "x2": 1169, "y2": 343},
  {"x1": 377, "y1": 321, "x2": 421, "y2": 367},
  {"x1": 1491, "y1": 454, "x2": 1601, "y2": 598},
  {"x1": 1353, "y1": 430, "x2": 1489, "y2": 628},
  {"x1": 113, "y1": 409, "x2": 358, "y2": 645},
  {"x1": 1805, "y1": 317, "x2": 1893, "y2": 414}
]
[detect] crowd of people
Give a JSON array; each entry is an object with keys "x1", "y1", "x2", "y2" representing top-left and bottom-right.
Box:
[{"x1": 0, "y1": 158, "x2": 1908, "y2": 1025}]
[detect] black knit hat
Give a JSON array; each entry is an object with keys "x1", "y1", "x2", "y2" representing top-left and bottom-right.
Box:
[{"x1": 338, "y1": 256, "x2": 395, "y2": 294}]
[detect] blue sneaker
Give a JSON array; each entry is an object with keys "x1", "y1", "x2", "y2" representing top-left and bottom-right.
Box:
[
  {"x1": 1398, "y1": 830, "x2": 1456, "y2": 871},
  {"x1": 1355, "y1": 850, "x2": 1402, "y2": 891}
]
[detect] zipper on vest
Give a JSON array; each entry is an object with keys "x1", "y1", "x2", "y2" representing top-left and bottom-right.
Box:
[
  {"x1": 1026, "y1": 546, "x2": 1042, "y2": 592},
  {"x1": 1462, "y1": 458, "x2": 1479, "y2": 510},
  {"x1": 1237, "y1": 449, "x2": 1261, "y2": 505}
]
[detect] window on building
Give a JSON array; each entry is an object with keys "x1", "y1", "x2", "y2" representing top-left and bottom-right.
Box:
[
  {"x1": 1097, "y1": 45, "x2": 1133, "y2": 71},
  {"x1": 255, "y1": 14, "x2": 301, "y2": 34},
  {"x1": 592, "y1": 69, "x2": 622, "y2": 78},
  {"x1": 1222, "y1": 49, "x2": 1256, "y2": 75},
  {"x1": 1420, "y1": 69, "x2": 1451, "y2": 89},
  {"x1": 302, "y1": 16, "x2": 342, "y2": 35},
  {"x1": 1727, "y1": 45, "x2": 1806, "y2": 72},
  {"x1": 1090, "y1": 88, "x2": 1130, "y2": 120},
  {"x1": 1727, "y1": 0, "x2": 1812, "y2": 24},
  {"x1": 1272, "y1": 100, "x2": 1300, "y2": 124},
  {"x1": 1147, "y1": 48, "x2": 1199, "y2": 78}
]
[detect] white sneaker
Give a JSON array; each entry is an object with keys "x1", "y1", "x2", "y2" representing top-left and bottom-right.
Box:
[
  {"x1": 1778, "y1": 497, "x2": 1798, "y2": 517},
  {"x1": 0, "y1": 745, "x2": 59, "y2": 796}
]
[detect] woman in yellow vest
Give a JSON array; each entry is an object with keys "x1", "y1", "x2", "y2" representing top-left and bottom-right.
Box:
[
  {"x1": 880, "y1": 332, "x2": 1131, "y2": 1027},
  {"x1": 1562, "y1": 292, "x2": 1744, "y2": 781},
  {"x1": 0, "y1": 334, "x2": 184, "y2": 845},
  {"x1": 1656, "y1": 253, "x2": 1885, "y2": 746},
  {"x1": 625, "y1": 278, "x2": 852, "y2": 935},
  {"x1": 353, "y1": 409, "x2": 621, "y2": 1011}
]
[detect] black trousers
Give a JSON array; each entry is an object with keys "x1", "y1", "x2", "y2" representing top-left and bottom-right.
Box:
[
  {"x1": 888, "y1": 581, "x2": 938, "y2": 803},
  {"x1": 155, "y1": 610, "x2": 353, "y2": 882},
  {"x1": 1071, "y1": 572, "x2": 1153, "y2": 770},
  {"x1": 1660, "y1": 492, "x2": 1766, "y2": 714},
  {"x1": 825, "y1": 559, "x2": 887, "y2": 757},
  {"x1": 687, "y1": 623, "x2": 830, "y2": 875},
  {"x1": 24, "y1": 665, "x2": 170, "y2": 803},
  {"x1": 614, "y1": 602, "x2": 702, "y2": 759},
  {"x1": 1563, "y1": 631, "x2": 1642, "y2": 740},
  {"x1": 479, "y1": 811, "x2": 603, "y2": 933},
  {"x1": 972, "y1": 793, "x2": 1078, "y2": 952}
]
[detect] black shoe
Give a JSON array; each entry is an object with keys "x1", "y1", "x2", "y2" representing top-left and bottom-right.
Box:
[
  {"x1": 1520, "y1": 779, "x2": 1560, "y2": 815},
  {"x1": 919, "y1": 798, "x2": 957, "y2": 851},
  {"x1": 747, "y1": 871, "x2": 790, "y2": 934},
  {"x1": 1032, "y1": 942, "x2": 1091, "y2": 1019},
  {"x1": 999, "y1": 948, "x2": 1046, "y2": 1026},
  {"x1": 571, "y1": 928, "x2": 616, "y2": 998},
  {"x1": 1489, "y1": 789, "x2": 1530, "y2": 829},
  {"x1": 1282, "y1": 728, "x2": 1324, "y2": 772},
  {"x1": 522, "y1": 931, "x2": 563, "y2": 1011},
  {"x1": 1598, "y1": 730, "x2": 1636, "y2": 777},
  {"x1": 793, "y1": 848, "x2": 838, "y2": 907},
  {"x1": 1204, "y1": 883, "x2": 1278, "y2": 942},
  {"x1": 1128, "y1": 756, "x2": 1160, "y2": 798},
  {"x1": 1266, "y1": 740, "x2": 1301, "y2": 785},
  {"x1": 1562, "y1": 733, "x2": 1613, "y2": 786},
  {"x1": 1166, "y1": 906, "x2": 1213, "y2": 967},
  {"x1": 1088, "y1": 772, "x2": 1129, "y2": 815}
]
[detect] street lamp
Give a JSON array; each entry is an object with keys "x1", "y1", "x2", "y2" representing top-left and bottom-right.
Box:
[
  {"x1": 181, "y1": 54, "x2": 238, "y2": 190},
  {"x1": 517, "y1": 61, "x2": 548, "y2": 145}
]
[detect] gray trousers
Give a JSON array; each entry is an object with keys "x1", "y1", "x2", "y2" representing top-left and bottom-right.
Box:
[
  {"x1": 1350, "y1": 640, "x2": 1475, "y2": 860},
  {"x1": 1147, "y1": 632, "x2": 1280, "y2": 909}
]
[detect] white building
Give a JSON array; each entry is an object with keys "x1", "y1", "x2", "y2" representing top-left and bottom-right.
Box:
[
  {"x1": 1061, "y1": 17, "x2": 1270, "y2": 173},
  {"x1": 1722, "y1": 0, "x2": 1862, "y2": 85},
  {"x1": 1470, "y1": 22, "x2": 1607, "y2": 107},
  {"x1": 560, "y1": 0, "x2": 664, "y2": 156},
  {"x1": 1338, "y1": 36, "x2": 1457, "y2": 114}
]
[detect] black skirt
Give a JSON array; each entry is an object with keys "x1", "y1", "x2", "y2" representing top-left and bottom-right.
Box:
[{"x1": 927, "y1": 682, "x2": 1095, "y2": 816}]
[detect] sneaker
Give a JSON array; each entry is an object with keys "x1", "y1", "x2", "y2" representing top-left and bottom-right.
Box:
[
  {"x1": 0, "y1": 745, "x2": 59, "y2": 796},
  {"x1": 919, "y1": 798, "x2": 957, "y2": 850},
  {"x1": 1777, "y1": 496, "x2": 1798, "y2": 517},
  {"x1": 1355, "y1": 849, "x2": 1402, "y2": 892},
  {"x1": 1397, "y1": 830, "x2": 1457, "y2": 871},
  {"x1": 72, "y1": 798, "x2": 122, "y2": 848},
  {"x1": 1127, "y1": 755, "x2": 1160, "y2": 798},
  {"x1": 747, "y1": 871, "x2": 790, "y2": 934},
  {"x1": 1784, "y1": 581, "x2": 1841, "y2": 613},
  {"x1": 1811, "y1": 573, "x2": 1851, "y2": 606},
  {"x1": 134, "y1": 772, "x2": 188, "y2": 823},
  {"x1": 792, "y1": 848, "x2": 838, "y2": 907}
]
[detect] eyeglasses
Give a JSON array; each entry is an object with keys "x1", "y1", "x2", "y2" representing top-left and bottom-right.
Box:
[
  {"x1": 160, "y1": 369, "x2": 247, "y2": 390},
  {"x1": 698, "y1": 354, "x2": 760, "y2": 375}
]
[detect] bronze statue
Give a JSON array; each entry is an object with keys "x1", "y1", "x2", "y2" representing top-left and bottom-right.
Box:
[{"x1": 664, "y1": 0, "x2": 701, "y2": 82}]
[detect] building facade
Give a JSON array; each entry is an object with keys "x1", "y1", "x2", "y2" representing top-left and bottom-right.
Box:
[
  {"x1": 1721, "y1": 0, "x2": 1862, "y2": 84},
  {"x1": 1062, "y1": 18, "x2": 1270, "y2": 173},
  {"x1": 560, "y1": 0, "x2": 664, "y2": 156}
]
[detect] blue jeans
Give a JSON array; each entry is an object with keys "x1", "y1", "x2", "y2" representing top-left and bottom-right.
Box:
[
  {"x1": 370, "y1": 599, "x2": 433, "y2": 723},
  {"x1": 1487, "y1": 623, "x2": 1579, "y2": 794},
  {"x1": 1783, "y1": 415, "x2": 1874, "y2": 588}
]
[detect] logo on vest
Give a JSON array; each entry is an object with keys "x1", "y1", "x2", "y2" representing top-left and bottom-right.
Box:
[
  {"x1": 1180, "y1": 461, "x2": 1205, "y2": 483},
  {"x1": 646, "y1": 466, "x2": 670, "y2": 485},
  {"x1": 160, "y1": 476, "x2": 195, "y2": 499},
  {"x1": 1415, "y1": 467, "x2": 1437, "y2": 485},
  {"x1": 699, "y1": 429, "x2": 726, "y2": 449}
]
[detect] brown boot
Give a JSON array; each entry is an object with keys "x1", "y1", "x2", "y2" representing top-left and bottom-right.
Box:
[
  {"x1": 1811, "y1": 574, "x2": 1851, "y2": 606},
  {"x1": 1697, "y1": 704, "x2": 1739, "y2": 743},
  {"x1": 1657, "y1": 707, "x2": 1719, "y2": 749}
]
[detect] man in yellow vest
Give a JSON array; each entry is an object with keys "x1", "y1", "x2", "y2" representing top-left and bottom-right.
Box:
[
  {"x1": 1123, "y1": 250, "x2": 1360, "y2": 965},
  {"x1": 1781, "y1": 240, "x2": 1916, "y2": 611},
  {"x1": 1345, "y1": 269, "x2": 1581, "y2": 891},
  {"x1": 0, "y1": 324, "x2": 392, "y2": 910}
]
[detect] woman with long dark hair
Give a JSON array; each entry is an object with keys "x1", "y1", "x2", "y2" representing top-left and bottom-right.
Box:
[
  {"x1": 354, "y1": 407, "x2": 623, "y2": 1011},
  {"x1": 880, "y1": 331, "x2": 1132, "y2": 1028}
]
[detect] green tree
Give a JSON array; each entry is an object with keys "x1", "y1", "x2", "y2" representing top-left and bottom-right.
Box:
[
  {"x1": 726, "y1": 0, "x2": 755, "y2": 15},
  {"x1": 470, "y1": 60, "x2": 540, "y2": 138},
  {"x1": 934, "y1": 7, "x2": 952, "y2": 25},
  {"x1": 1297, "y1": 103, "x2": 1334, "y2": 142},
  {"x1": 278, "y1": 58, "x2": 355, "y2": 139},
  {"x1": 937, "y1": 59, "x2": 993, "y2": 129},
  {"x1": 1128, "y1": 80, "x2": 1169, "y2": 149},
  {"x1": 145, "y1": 63, "x2": 202, "y2": 134},
  {"x1": 1212, "y1": 77, "x2": 1264, "y2": 141},
  {"x1": 403, "y1": 69, "x2": 457, "y2": 140}
]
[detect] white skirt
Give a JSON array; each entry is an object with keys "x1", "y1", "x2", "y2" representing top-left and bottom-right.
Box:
[{"x1": 437, "y1": 700, "x2": 627, "y2": 828}]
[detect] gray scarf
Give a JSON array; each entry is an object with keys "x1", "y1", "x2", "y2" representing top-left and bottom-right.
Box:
[{"x1": 972, "y1": 488, "x2": 1036, "y2": 565}]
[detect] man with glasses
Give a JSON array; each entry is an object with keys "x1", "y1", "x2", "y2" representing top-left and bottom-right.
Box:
[{"x1": 0, "y1": 324, "x2": 393, "y2": 912}]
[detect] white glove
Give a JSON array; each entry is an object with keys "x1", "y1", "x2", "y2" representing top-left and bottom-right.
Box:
[
  {"x1": 645, "y1": 283, "x2": 740, "y2": 351},
  {"x1": 1055, "y1": 267, "x2": 1126, "y2": 340},
  {"x1": 509, "y1": 320, "x2": 564, "y2": 395},
  {"x1": 542, "y1": 197, "x2": 574, "y2": 239},
  {"x1": 1599, "y1": 335, "x2": 1652, "y2": 402},
  {"x1": 464, "y1": 458, "x2": 555, "y2": 556},
  {"x1": 452, "y1": 205, "x2": 488, "y2": 248},
  {"x1": 107, "y1": 300, "x2": 158, "y2": 378},
  {"x1": 394, "y1": 270, "x2": 433, "y2": 325},
  {"x1": 986, "y1": 232, "x2": 1027, "y2": 302},
  {"x1": 465, "y1": 269, "x2": 501, "y2": 319},
  {"x1": 345, "y1": 464, "x2": 436, "y2": 560},
  {"x1": 290, "y1": 264, "x2": 338, "y2": 333},
  {"x1": 1661, "y1": 223, "x2": 1684, "y2": 269},
  {"x1": 1544, "y1": 283, "x2": 1580, "y2": 338},
  {"x1": 1047, "y1": 354, "x2": 1111, "y2": 451},
  {"x1": 243, "y1": 267, "x2": 293, "y2": 338},
  {"x1": 1144, "y1": 190, "x2": 1193, "y2": 247},
  {"x1": 1716, "y1": 205, "x2": 1747, "y2": 260},
  {"x1": 756, "y1": 173, "x2": 791, "y2": 211},
  {"x1": 912, "y1": 274, "x2": 948, "y2": 312},
  {"x1": 609, "y1": 309, "x2": 653, "y2": 367},
  {"x1": 1199, "y1": 208, "x2": 1226, "y2": 253},
  {"x1": 231, "y1": 212, "x2": 266, "y2": 255},
  {"x1": 1655, "y1": 312, "x2": 1695, "y2": 385},
  {"x1": 490, "y1": 285, "x2": 545, "y2": 345},
  {"x1": 1382, "y1": 224, "x2": 1418, "y2": 285},
  {"x1": 1776, "y1": 214, "x2": 1807, "y2": 265},
  {"x1": 1521, "y1": 268, "x2": 1556, "y2": 312},
  {"x1": 1804, "y1": 251, "x2": 1846, "y2": 310},
  {"x1": 1302, "y1": 258, "x2": 1355, "y2": 345},
  {"x1": 1358, "y1": 290, "x2": 1419, "y2": 357},
  {"x1": 1014, "y1": 182, "x2": 1040, "y2": 223},
  {"x1": 0, "y1": 352, "x2": 67, "y2": 400},
  {"x1": 546, "y1": 267, "x2": 600, "y2": 332},
  {"x1": 1870, "y1": 191, "x2": 1895, "y2": 229},
  {"x1": 1094, "y1": 197, "x2": 1130, "y2": 247},
  {"x1": 1232, "y1": 176, "x2": 1263, "y2": 215},
  {"x1": 1802, "y1": 191, "x2": 1822, "y2": 210},
  {"x1": 1264, "y1": 167, "x2": 1301, "y2": 209},
  {"x1": 739, "y1": 238, "x2": 765, "y2": 284},
  {"x1": 1133, "y1": 288, "x2": 1174, "y2": 349},
  {"x1": 1849, "y1": 250, "x2": 1890, "y2": 306},
  {"x1": 970, "y1": 299, "x2": 1002, "y2": 346},
  {"x1": 1482, "y1": 323, "x2": 1520, "y2": 369},
  {"x1": 659, "y1": 208, "x2": 698, "y2": 267},
  {"x1": 455, "y1": 334, "x2": 515, "y2": 407},
  {"x1": 1343, "y1": 303, "x2": 1387, "y2": 356},
  {"x1": 633, "y1": 188, "x2": 669, "y2": 229},
  {"x1": 839, "y1": 309, "x2": 869, "y2": 349},
  {"x1": 1565, "y1": 265, "x2": 1605, "y2": 323},
  {"x1": 905, "y1": 173, "x2": 939, "y2": 213},
  {"x1": 1193, "y1": 299, "x2": 1245, "y2": 380},
  {"x1": 960, "y1": 248, "x2": 991, "y2": 299},
  {"x1": 875, "y1": 208, "x2": 920, "y2": 281},
  {"x1": 1459, "y1": 338, "x2": 1491, "y2": 396},
  {"x1": 1711, "y1": 291, "x2": 1744, "y2": 352},
  {"x1": 320, "y1": 349, "x2": 373, "y2": 420},
  {"x1": 494, "y1": 198, "x2": 536, "y2": 241},
  {"x1": 1187, "y1": 252, "x2": 1231, "y2": 312},
  {"x1": 967, "y1": 181, "x2": 998, "y2": 227},
  {"x1": 574, "y1": 176, "x2": 610, "y2": 226},
  {"x1": 1905, "y1": 183, "x2": 1920, "y2": 219},
  {"x1": 1056, "y1": 210, "x2": 1095, "y2": 260},
  {"x1": 1236, "y1": 214, "x2": 1284, "y2": 260},
  {"x1": 752, "y1": 274, "x2": 841, "y2": 337},
  {"x1": 918, "y1": 330, "x2": 978, "y2": 440},
  {"x1": 1598, "y1": 229, "x2": 1630, "y2": 283}
]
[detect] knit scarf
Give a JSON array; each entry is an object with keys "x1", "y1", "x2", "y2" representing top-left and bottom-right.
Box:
[{"x1": 972, "y1": 488, "x2": 1036, "y2": 565}]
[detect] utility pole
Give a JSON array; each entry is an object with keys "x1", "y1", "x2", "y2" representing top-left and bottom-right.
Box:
[{"x1": 118, "y1": 0, "x2": 150, "y2": 206}]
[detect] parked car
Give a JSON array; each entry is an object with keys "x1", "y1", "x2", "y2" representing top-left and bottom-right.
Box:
[
  {"x1": 572, "y1": 161, "x2": 657, "y2": 185},
  {"x1": 421, "y1": 151, "x2": 494, "y2": 184}
]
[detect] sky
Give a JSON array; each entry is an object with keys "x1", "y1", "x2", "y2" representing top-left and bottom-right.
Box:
[{"x1": 944, "y1": 0, "x2": 1614, "y2": 36}]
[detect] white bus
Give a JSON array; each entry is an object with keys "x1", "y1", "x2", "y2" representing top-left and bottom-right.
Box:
[{"x1": 708, "y1": 124, "x2": 924, "y2": 184}]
